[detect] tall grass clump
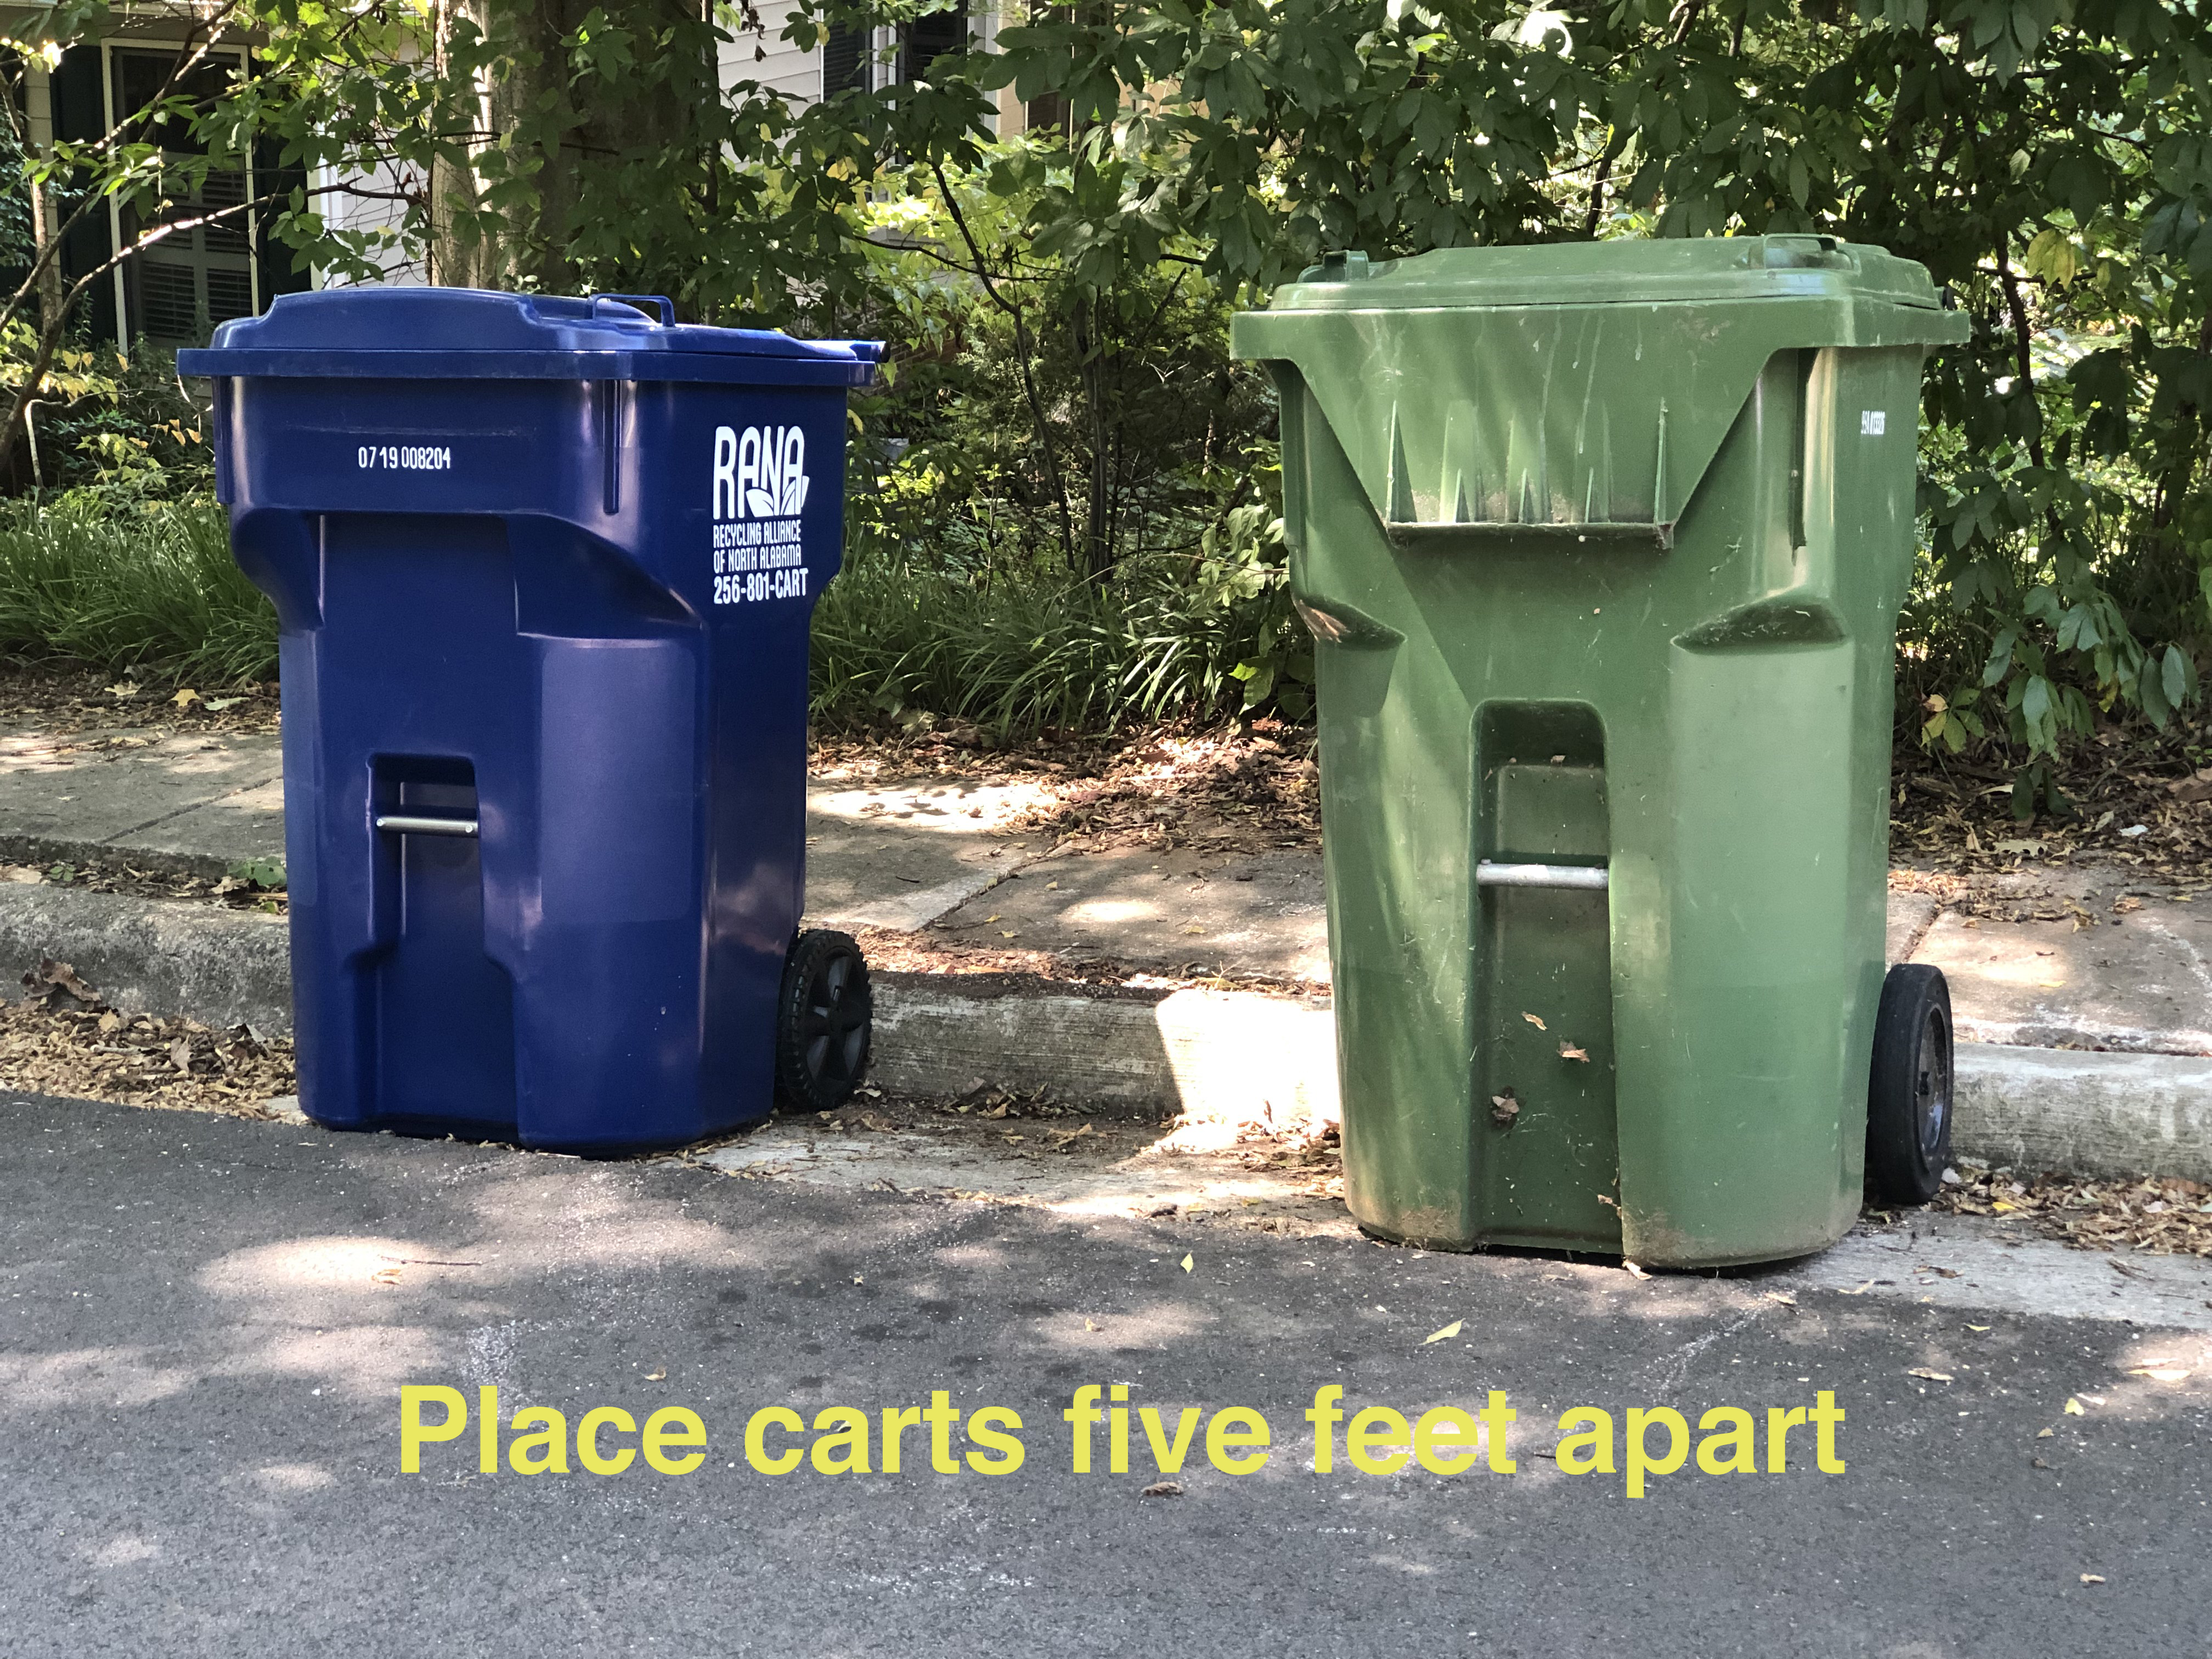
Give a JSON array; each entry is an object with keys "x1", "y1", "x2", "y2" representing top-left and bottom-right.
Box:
[
  {"x1": 0, "y1": 494, "x2": 275, "y2": 685},
  {"x1": 810, "y1": 511, "x2": 1306, "y2": 737}
]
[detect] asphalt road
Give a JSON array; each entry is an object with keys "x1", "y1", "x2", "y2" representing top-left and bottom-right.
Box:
[{"x1": 4, "y1": 1092, "x2": 2207, "y2": 1657}]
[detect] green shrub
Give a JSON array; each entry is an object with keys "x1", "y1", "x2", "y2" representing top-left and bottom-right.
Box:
[
  {"x1": 0, "y1": 493, "x2": 274, "y2": 684},
  {"x1": 811, "y1": 500, "x2": 1308, "y2": 736}
]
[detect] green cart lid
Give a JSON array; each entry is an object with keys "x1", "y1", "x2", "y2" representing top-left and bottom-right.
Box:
[
  {"x1": 1233, "y1": 235, "x2": 1967, "y2": 544},
  {"x1": 1263, "y1": 235, "x2": 1949, "y2": 315}
]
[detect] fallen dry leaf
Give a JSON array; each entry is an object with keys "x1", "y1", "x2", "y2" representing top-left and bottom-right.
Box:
[
  {"x1": 171, "y1": 688, "x2": 200, "y2": 709},
  {"x1": 2128, "y1": 1367, "x2": 2191, "y2": 1383},
  {"x1": 1933, "y1": 1165, "x2": 2212, "y2": 1258},
  {"x1": 22, "y1": 957, "x2": 98, "y2": 1003},
  {"x1": 1623, "y1": 1260, "x2": 1651, "y2": 1281},
  {"x1": 644, "y1": 1369, "x2": 667, "y2": 1383},
  {"x1": 857, "y1": 1109, "x2": 896, "y2": 1133},
  {"x1": 1140, "y1": 1481, "x2": 1183, "y2": 1498},
  {"x1": 0, "y1": 992, "x2": 296, "y2": 1119},
  {"x1": 1489, "y1": 1088, "x2": 1521, "y2": 1127},
  {"x1": 1907, "y1": 1368, "x2": 1954, "y2": 1383},
  {"x1": 2064, "y1": 1397, "x2": 2086, "y2": 1415},
  {"x1": 1558, "y1": 1042, "x2": 1590, "y2": 1062},
  {"x1": 1521, "y1": 1012, "x2": 1547, "y2": 1031},
  {"x1": 2036, "y1": 1427, "x2": 2054, "y2": 1438},
  {"x1": 2080, "y1": 1575, "x2": 2106, "y2": 1585},
  {"x1": 1423, "y1": 1320, "x2": 1464, "y2": 1345},
  {"x1": 1180, "y1": 1254, "x2": 1194, "y2": 1274}
]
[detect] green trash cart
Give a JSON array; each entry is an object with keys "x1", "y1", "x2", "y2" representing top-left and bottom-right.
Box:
[{"x1": 1233, "y1": 236, "x2": 1970, "y2": 1267}]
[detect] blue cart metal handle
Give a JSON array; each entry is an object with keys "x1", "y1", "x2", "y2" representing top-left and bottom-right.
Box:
[{"x1": 374, "y1": 813, "x2": 480, "y2": 838}]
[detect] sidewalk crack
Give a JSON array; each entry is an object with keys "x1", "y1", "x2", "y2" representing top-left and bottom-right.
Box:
[{"x1": 98, "y1": 768, "x2": 285, "y2": 848}]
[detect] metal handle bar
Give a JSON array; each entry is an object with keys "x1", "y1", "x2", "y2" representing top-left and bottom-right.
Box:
[
  {"x1": 1475, "y1": 861, "x2": 1607, "y2": 891},
  {"x1": 375, "y1": 814, "x2": 479, "y2": 838}
]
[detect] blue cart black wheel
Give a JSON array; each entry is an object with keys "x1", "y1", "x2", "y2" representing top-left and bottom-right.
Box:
[
  {"x1": 775, "y1": 929, "x2": 872, "y2": 1113},
  {"x1": 1865, "y1": 963, "x2": 1954, "y2": 1206}
]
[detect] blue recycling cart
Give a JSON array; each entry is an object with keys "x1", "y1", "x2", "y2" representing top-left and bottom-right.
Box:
[{"x1": 182, "y1": 289, "x2": 881, "y2": 1152}]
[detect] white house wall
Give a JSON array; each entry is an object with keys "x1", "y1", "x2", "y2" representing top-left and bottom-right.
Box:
[
  {"x1": 716, "y1": 4, "x2": 1014, "y2": 132},
  {"x1": 312, "y1": 157, "x2": 425, "y2": 287},
  {"x1": 721, "y1": 5, "x2": 823, "y2": 105}
]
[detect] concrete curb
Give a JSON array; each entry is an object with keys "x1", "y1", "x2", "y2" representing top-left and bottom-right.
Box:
[
  {"x1": 1952, "y1": 1045, "x2": 2212, "y2": 1185},
  {"x1": 4, "y1": 885, "x2": 2206, "y2": 1183},
  {"x1": 870, "y1": 976, "x2": 1339, "y2": 1128},
  {"x1": 0, "y1": 884, "x2": 290, "y2": 1034}
]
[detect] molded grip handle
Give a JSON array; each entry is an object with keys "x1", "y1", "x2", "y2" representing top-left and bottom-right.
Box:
[{"x1": 589, "y1": 294, "x2": 675, "y2": 326}]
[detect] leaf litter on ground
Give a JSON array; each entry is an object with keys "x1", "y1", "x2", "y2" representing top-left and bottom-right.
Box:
[
  {"x1": 0, "y1": 965, "x2": 292, "y2": 1116},
  {"x1": 1931, "y1": 1161, "x2": 2212, "y2": 1257}
]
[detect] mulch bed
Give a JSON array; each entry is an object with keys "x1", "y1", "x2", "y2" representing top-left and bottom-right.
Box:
[
  {"x1": 849, "y1": 924, "x2": 1323, "y2": 998},
  {"x1": 1006, "y1": 724, "x2": 1320, "y2": 856},
  {"x1": 0, "y1": 662, "x2": 280, "y2": 736},
  {"x1": 1931, "y1": 1161, "x2": 2212, "y2": 1257},
  {"x1": 0, "y1": 961, "x2": 294, "y2": 1115},
  {"x1": 1894, "y1": 724, "x2": 2212, "y2": 888},
  {"x1": 814, "y1": 716, "x2": 1322, "y2": 855}
]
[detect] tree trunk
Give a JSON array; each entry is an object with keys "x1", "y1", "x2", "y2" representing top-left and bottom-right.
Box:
[
  {"x1": 430, "y1": 0, "x2": 716, "y2": 294},
  {"x1": 1075, "y1": 294, "x2": 1117, "y2": 580},
  {"x1": 22, "y1": 64, "x2": 65, "y2": 336}
]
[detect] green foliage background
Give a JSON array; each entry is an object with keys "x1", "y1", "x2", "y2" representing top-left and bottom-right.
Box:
[
  {"x1": 952, "y1": 0, "x2": 2212, "y2": 782},
  {"x1": 10, "y1": 0, "x2": 2212, "y2": 789}
]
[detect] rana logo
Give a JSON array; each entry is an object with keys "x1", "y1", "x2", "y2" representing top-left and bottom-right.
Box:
[{"x1": 713, "y1": 424, "x2": 809, "y2": 520}]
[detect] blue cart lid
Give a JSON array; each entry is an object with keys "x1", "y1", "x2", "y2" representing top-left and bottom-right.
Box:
[{"x1": 178, "y1": 288, "x2": 881, "y2": 388}]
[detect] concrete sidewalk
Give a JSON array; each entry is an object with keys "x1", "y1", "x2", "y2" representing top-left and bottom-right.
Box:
[{"x1": 2, "y1": 718, "x2": 2210, "y2": 1182}]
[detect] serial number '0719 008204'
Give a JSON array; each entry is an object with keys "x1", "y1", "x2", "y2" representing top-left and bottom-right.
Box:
[{"x1": 357, "y1": 444, "x2": 454, "y2": 471}]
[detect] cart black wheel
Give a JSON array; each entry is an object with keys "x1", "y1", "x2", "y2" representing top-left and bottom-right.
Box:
[
  {"x1": 774, "y1": 929, "x2": 872, "y2": 1113},
  {"x1": 1866, "y1": 963, "x2": 1954, "y2": 1206}
]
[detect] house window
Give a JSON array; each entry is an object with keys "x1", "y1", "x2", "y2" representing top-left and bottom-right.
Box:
[
  {"x1": 901, "y1": 5, "x2": 969, "y2": 83},
  {"x1": 107, "y1": 46, "x2": 257, "y2": 350},
  {"x1": 823, "y1": 5, "x2": 968, "y2": 95},
  {"x1": 823, "y1": 24, "x2": 867, "y2": 94}
]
